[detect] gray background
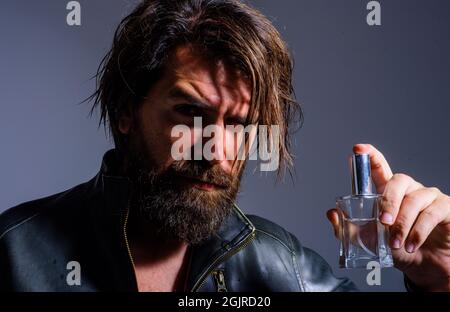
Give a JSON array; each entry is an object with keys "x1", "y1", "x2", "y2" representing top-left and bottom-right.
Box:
[{"x1": 1, "y1": 0, "x2": 449, "y2": 291}]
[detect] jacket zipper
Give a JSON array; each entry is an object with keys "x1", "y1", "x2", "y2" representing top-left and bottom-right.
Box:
[
  {"x1": 212, "y1": 269, "x2": 228, "y2": 292},
  {"x1": 191, "y1": 229, "x2": 256, "y2": 292}
]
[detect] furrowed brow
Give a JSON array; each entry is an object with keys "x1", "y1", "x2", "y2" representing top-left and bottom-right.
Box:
[
  {"x1": 168, "y1": 87, "x2": 213, "y2": 110},
  {"x1": 168, "y1": 86, "x2": 248, "y2": 124}
]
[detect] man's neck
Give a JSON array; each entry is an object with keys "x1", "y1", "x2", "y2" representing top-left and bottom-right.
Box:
[{"x1": 127, "y1": 216, "x2": 191, "y2": 292}]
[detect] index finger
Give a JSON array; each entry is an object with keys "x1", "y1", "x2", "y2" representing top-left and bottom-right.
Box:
[{"x1": 352, "y1": 143, "x2": 394, "y2": 194}]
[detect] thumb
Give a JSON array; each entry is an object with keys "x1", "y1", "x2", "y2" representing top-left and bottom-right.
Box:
[{"x1": 326, "y1": 208, "x2": 340, "y2": 238}]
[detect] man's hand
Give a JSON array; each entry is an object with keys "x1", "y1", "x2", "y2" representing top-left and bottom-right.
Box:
[{"x1": 327, "y1": 144, "x2": 450, "y2": 291}]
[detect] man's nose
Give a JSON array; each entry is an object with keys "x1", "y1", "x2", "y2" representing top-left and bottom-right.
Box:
[
  {"x1": 199, "y1": 122, "x2": 231, "y2": 170},
  {"x1": 201, "y1": 129, "x2": 225, "y2": 166}
]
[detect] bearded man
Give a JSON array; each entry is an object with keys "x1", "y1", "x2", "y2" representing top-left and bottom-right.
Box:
[{"x1": 1, "y1": 0, "x2": 449, "y2": 292}]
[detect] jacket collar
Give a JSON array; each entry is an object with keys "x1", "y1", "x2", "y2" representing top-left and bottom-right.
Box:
[{"x1": 92, "y1": 149, "x2": 255, "y2": 291}]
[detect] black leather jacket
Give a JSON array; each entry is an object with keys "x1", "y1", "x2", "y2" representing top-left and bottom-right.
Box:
[{"x1": 0, "y1": 149, "x2": 357, "y2": 292}]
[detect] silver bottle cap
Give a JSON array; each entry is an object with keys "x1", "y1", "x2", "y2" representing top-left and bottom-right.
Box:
[{"x1": 351, "y1": 154, "x2": 373, "y2": 195}]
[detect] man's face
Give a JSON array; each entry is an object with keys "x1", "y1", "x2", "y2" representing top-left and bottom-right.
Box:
[{"x1": 119, "y1": 44, "x2": 252, "y2": 244}]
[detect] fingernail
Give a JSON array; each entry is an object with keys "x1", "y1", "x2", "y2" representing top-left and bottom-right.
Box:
[
  {"x1": 380, "y1": 212, "x2": 393, "y2": 224},
  {"x1": 391, "y1": 238, "x2": 401, "y2": 249},
  {"x1": 405, "y1": 242, "x2": 415, "y2": 253}
]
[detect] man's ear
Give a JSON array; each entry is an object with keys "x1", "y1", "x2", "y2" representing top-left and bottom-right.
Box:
[{"x1": 118, "y1": 109, "x2": 133, "y2": 134}]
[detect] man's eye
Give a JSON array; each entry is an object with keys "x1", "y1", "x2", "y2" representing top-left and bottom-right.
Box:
[
  {"x1": 225, "y1": 117, "x2": 246, "y2": 126},
  {"x1": 174, "y1": 104, "x2": 203, "y2": 118}
]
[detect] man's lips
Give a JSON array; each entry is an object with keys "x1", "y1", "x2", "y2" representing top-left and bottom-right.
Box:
[{"x1": 176, "y1": 175, "x2": 225, "y2": 190}]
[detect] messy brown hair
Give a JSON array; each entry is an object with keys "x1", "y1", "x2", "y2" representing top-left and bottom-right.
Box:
[{"x1": 89, "y1": 0, "x2": 302, "y2": 178}]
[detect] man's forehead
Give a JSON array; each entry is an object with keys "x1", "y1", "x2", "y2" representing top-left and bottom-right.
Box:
[
  {"x1": 170, "y1": 45, "x2": 249, "y2": 84},
  {"x1": 165, "y1": 44, "x2": 252, "y2": 111}
]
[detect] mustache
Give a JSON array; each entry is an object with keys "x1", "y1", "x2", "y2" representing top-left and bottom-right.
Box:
[{"x1": 167, "y1": 160, "x2": 235, "y2": 189}]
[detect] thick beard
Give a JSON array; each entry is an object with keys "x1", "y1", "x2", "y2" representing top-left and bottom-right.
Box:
[{"x1": 125, "y1": 131, "x2": 244, "y2": 245}]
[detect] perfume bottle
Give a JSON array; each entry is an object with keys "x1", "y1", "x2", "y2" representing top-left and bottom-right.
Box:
[{"x1": 336, "y1": 154, "x2": 394, "y2": 268}]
